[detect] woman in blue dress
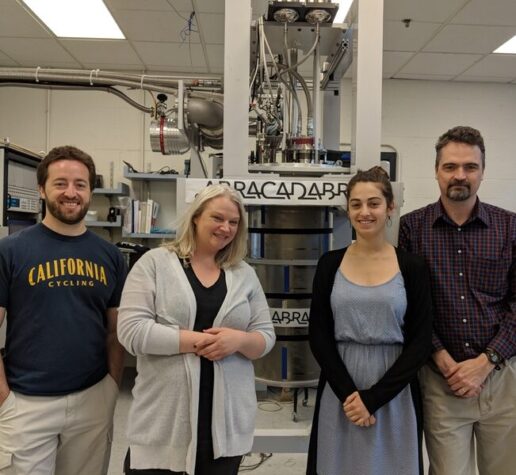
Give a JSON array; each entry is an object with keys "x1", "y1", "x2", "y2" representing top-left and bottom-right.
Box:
[{"x1": 307, "y1": 167, "x2": 433, "y2": 475}]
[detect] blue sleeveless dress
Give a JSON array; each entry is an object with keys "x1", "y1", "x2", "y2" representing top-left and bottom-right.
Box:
[{"x1": 316, "y1": 271, "x2": 418, "y2": 475}]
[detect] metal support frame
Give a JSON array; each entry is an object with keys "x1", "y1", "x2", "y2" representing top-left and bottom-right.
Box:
[
  {"x1": 351, "y1": 0, "x2": 384, "y2": 170},
  {"x1": 322, "y1": 88, "x2": 341, "y2": 150},
  {"x1": 213, "y1": 0, "x2": 388, "y2": 455},
  {"x1": 223, "y1": 0, "x2": 252, "y2": 177},
  {"x1": 312, "y1": 32, "x2": 321, "y2": 155}
]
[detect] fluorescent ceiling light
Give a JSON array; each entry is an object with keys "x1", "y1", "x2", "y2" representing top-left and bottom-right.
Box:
[
  {"x1": 494, "y1": 35, "x2": 516, "y2": 54},
  {"x1": 333, "y1": 0, "x2": 353, "y2": 24},
  {"x1": 22, "y1": 0, "x2": 125, "y2": 39}
]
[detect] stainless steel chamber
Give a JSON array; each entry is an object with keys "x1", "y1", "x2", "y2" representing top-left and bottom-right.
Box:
[{"x1": 248, "y1": 205, "x2": 332, "y2": 388}]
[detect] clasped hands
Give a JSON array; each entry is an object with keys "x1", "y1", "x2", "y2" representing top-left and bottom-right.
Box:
[
  {"x1": 343, "y1": 391, "x2": 376, "y2": 428},
  {"x1": 433, "y1": 350, "x2": 492, "y2": 398},
  {"x1": 193, "y1": 327, "x2": 244, "y2": 361}
]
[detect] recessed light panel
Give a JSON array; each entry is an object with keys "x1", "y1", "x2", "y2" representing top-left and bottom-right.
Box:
[
  {"x1": 22, "y1": 0, "x2": 125, "y2": 39},
  {"x1": 333, "y1": 0, "x2": 353, "y2": 24}
]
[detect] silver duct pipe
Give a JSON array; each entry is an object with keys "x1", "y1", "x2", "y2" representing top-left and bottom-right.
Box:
[
  {"x1": 0, "y1": 67, "x2": 222, "y2": 96},
  {"x1": 187, "y1": 94, "x2": 224, "y2": 149},
  {"x1": 0, "y1": 67, "x2": 225, "y2": 152},
  {"x1": 0, "y1": 81, "x2": 154, "y2": 113},
  {"x1": 187, "y1": 96, "x2": 223, "y2": 129}
]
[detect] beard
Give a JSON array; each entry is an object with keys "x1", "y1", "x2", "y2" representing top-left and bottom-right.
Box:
[
  {"x1": 446, "y1": 182, "x2": 471, "y2": 201},
  {"x1": 45, "y1": 198, "x2": 89, "y2": 225}
]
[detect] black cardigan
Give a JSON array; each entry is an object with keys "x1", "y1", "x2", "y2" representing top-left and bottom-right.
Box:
[{"x1": 306, "y1": 246, "x2": 433, "y2": 475}]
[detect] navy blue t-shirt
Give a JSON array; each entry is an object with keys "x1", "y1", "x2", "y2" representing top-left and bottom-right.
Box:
[{"x1": 0, "y1": 223, "x2": 127, "y2": 395}]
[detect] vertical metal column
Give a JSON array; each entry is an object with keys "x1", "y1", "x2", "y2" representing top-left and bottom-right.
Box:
[
  {"x1": 323, "y1": 90, "x2": 340, "y2": 150},
  {"x1": 351, "y1": 0, "x2": 384, "y2": 170},
  {"x1": 312, "y1": 28, "x2": 321, "y2": 157},
  {"x1": 223, "y1": 0, "x2": 251, "y2": 177}
]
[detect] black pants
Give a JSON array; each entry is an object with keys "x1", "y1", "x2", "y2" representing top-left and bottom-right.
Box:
[{"x1": 123, "y1": 448, "x2": 242, "y2": 475}]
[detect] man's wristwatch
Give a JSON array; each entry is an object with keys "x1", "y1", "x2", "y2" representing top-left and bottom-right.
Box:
[{"x1": 484, "y1": 348, "x2": 503, "y2": 370}]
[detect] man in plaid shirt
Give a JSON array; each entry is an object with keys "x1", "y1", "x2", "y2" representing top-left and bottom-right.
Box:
[{"x1": 399, "y1": 126, "x2": 515, "y2": 475}]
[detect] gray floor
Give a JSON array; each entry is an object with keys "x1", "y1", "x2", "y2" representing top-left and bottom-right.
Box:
[
  {"x1": 108, "y1": 369, "x2": 428, "y2": 475},
  {"x1": 108, "y1": 369, "x2": 311, "y2": 474}
]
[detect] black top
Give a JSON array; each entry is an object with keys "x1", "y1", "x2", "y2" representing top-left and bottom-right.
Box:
[
  {"x1": 309, "y1": 246, "x2": 433, "y2": 414},
  {"x1": 182, "y1": 263, "x2": 227, "y2": 452}
]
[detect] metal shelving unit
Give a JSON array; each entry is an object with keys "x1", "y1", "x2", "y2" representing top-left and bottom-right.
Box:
[
  {"x1": 93, "y1": 182, "x2": 130, "y2": 196},
  {"x1": 121, "y1": 231, "x2": 174, "y2": 239},
  {"x1": 123, "y1": 168, "x2": 183, "y2": 182},
  {"x1": 86, "y1": 215, "x2": 122, "y2": 228},
  {"x1": 90, "y1": 183, "x2": 129, "y2": 231}
]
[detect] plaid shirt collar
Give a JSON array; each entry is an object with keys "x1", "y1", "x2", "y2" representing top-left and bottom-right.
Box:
[{"x1": 430, "y1": 198, "x2": 490, "y2": 228}]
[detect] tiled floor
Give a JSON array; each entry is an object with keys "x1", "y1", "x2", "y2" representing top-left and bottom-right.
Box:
[
  {"x1": 109, "y1": 369, "x2": 432, "y2": 475},
  {"x1": 108, "y1": 369, "x2": 312, "y2": 474}
]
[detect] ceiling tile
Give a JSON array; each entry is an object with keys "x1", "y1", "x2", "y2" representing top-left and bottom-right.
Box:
[
  {"x1": 193, "y1": 0, "x2": 224, "y2": 14},
  {"x1": 205, "y1": 44, "x2": 224, "y2": 71},
  {"x1": 116, "y1": 10, "x2": 200, "y2": 43},
  {"x1": 384, "y1": 20, "x2": 441, "y2": 52},
  {"x1": 197, "y1": 13, "x2": 224, "y2": 44},
  {"x1": 0, "y1": 38, "x2": 77, "y2": 66},
  {"x1": 0, "y1": 49, "x2": 18, "y2": 66},
  {"x1": 383, "y1": 51, "x2": 415, "y2": 76},
  {"x1": 451, "y1": 0, "x2": 516, "y2": 26},
  {"x1": 21, "y1": 60, "x2": 83, "y2": 69},
  {"x1": 458, "y1": 54, "x2": 516, "y2": 79},
  {"x1": 423, "y1": 25, "x2": 516, "y2": 54},
  {"x1": 455, "y1": 75, "x2": 512, "y2": 83},
  {"x1": 133, "y1": 41, "x2": 206, "y2": 68},
  {"x1": 251, "y1": 0, "x2": 269, "y2": 20},
  {"x1": 61, "y1": 40, "x2": 143, "y2": 65},
  {"x1": 399, "y1": 52, "x2": 482, "y2": 75},
  {"x1": 81, "y1": 63, "x2": 146, "y2": 72},
  {"x1": 144, "y1": 65, "x2": 209, "y2": 75},
  {"x1": 384, "y1": 0, "x2": 469, "y2": 23},
  {"x1": 394, "y1": 73, "x2": 456, "y2": 81},
  {"x1": 106, "y1": 0, "x2": 192, "y2": 11},
  {"x1": 0, "y1": 1, "x2": 50, "y2": 38}
]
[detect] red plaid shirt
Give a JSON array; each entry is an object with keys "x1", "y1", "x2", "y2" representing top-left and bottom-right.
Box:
[{"x1": 399, "y1": 199, "x2": 515, "y2": 362}]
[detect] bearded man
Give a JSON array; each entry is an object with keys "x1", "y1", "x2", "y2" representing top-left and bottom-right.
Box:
[
  {"x1": 399, "y1": 126, "x2": 516, "y2": 475},
  {"x1": 0, "y1": 145, "x2": 127, "y2": 474}
]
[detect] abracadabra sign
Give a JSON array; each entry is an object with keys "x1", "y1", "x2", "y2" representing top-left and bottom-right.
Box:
[
  {"x1": 184, "y1": 178, "x2": 349, "y2": 206},
  {"x1": 270, "y1": 308, "x2": 310, "y2": 328}
]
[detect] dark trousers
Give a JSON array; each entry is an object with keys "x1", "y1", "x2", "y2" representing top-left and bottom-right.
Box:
[{"x1": 123, "y1": 448, "x2": 242, "y2": 475}]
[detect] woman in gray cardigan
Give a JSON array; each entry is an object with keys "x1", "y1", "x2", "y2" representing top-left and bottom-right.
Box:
[{"x1": 118, "y1": 184, "x2": 275, "y2": 475}]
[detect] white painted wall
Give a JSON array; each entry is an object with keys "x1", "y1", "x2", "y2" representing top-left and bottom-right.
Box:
[
  {"x1": 0, "y1": 87, "x2": 203, "y2": 240},
  {"x1": 0, "y1": 78, "x2": 515, "y2": 219},
  {"x1": 0, "y1": 88, "x2": 188, "y2": 186},
  {"x1": 339, "y1": 78, "x2": 516, "y2": 214}
]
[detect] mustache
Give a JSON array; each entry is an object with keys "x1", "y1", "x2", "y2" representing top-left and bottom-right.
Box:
[{"x1": 448, "y1": 180, "x2": 469, "y2": 187}]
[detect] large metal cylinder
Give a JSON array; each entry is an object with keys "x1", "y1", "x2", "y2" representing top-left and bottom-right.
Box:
[{"x1": 248, "y1": 205, "x2": 330, "y2": 388}]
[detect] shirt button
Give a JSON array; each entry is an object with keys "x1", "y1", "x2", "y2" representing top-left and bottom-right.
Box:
[
  {"x1": 460, "y1": 295, "x2": 465, "y2": 300},
  {"x1": 458, "y1": 249, "x2": 462, "y2": 254},
  {"x1": 462, "y1": 318, "x2": 467, "y2": 323},
  {"x1": 459, "y1": 272, "x2": 463, "y2": 277},
  {"x1": 465, "y1": 342, "x2": 470, "y2": 347},
  {"x1": 457, "y1": 227, "x2": 462, "y2": 232}
]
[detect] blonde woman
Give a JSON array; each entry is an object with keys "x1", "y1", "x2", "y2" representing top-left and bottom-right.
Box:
[{"x1": 118, "y1": 184, "x2": 275, "y2": 475}]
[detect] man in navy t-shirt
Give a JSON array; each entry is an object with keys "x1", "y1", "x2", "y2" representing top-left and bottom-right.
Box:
[{"x1": 0, "y1": 146, "x2": 127, "y2": 474}]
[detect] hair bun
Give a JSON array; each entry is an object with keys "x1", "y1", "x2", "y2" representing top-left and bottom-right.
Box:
[{"x1": 367, "y1": 165, "x2": 390, "y2": 178}]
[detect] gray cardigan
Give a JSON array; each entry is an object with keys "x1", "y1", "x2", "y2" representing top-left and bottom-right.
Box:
[{"x1": 117, "y1": 247, "x2": 275, "y2": 474}]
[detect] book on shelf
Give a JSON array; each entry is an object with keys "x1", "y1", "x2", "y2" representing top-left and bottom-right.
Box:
[{"x1": 124, "y1": 198, "x2": 160, "y2": 234}]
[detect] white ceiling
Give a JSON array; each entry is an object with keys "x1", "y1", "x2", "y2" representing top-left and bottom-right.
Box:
[{"x1": 0, "y1": 0, "x2": 515, "y2": 83}]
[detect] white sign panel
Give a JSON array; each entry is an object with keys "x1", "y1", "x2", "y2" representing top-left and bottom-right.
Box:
[
  {"x1": 270, "y1": 308, "x2": 310, "y2": 328},
  {"x1": 184, "y1": 178, "x2": 348, "y2": 206}
]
